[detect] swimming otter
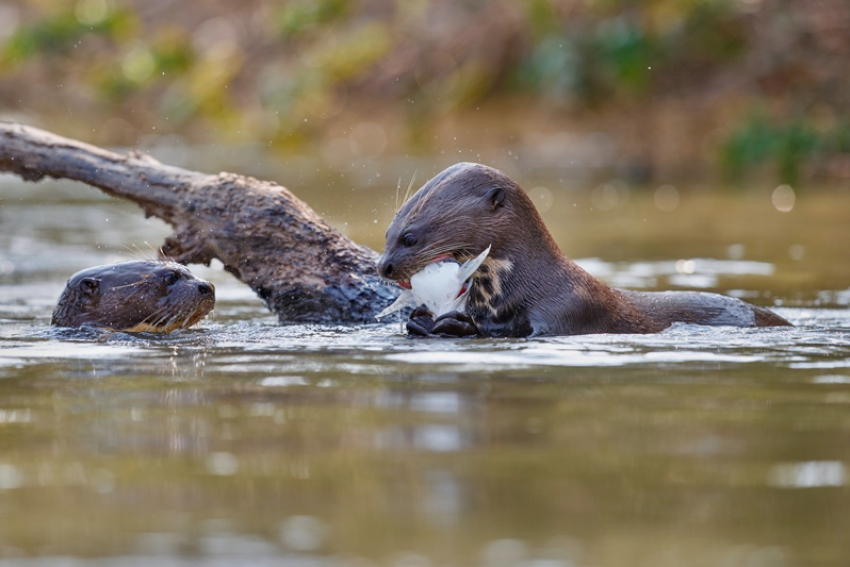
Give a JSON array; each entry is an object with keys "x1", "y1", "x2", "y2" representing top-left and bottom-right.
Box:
[
  {"x1": 377, "y1": 163, "x2": 791, "y2": 337},
  {"x1": 52, "y1": 260, "x2": 215, "y2": 332}
]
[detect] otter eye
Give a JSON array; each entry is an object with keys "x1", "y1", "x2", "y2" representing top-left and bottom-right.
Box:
[
  {"x1": 402, "y1": 233, "x2": 417, "y2": 247},
  {"x1": 162, "y1": 271, "x2": 181, "y2": 286},
  {"x1": 79, "y1": 277, "x2": 99, "y2": 295}
]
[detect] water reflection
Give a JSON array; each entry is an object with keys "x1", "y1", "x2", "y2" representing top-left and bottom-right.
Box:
[
  {"x1": 2, "y1": 179, "x2": 850, "y2": 565},
  {"x1": 767, "y1": 461, "x2": 847, "y2": 488},
  {"x1": 576, "y1": 257, "x2": 777, "y2": 290},
  {"x1": 374, "y1": 423, "x2": 466, "y2": 453},
  {"x1": 2, "y1": 322, "x2": 850, "y2": 565}
]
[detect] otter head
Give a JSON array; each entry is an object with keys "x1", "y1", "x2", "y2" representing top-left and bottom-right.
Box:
[
  {"x1": 51, "y1": 260, "x2": 215, "y2": 332},
  {"x1": 377, "y1": 162, "x2": 554, "y2": 288}
]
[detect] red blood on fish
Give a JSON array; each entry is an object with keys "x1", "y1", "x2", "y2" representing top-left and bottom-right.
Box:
[{"x1": 457, "y1": 283, "x2": 468, "y2": 299}]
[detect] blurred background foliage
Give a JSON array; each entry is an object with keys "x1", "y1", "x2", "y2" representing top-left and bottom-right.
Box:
[{"x1": 1, "y1": 0, "x2": 849, "y2": 187}]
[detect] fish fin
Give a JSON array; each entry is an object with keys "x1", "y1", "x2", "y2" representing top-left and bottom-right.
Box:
[
  {"x1": 459, "y1": 245, "x2": 491, "y2": 281},
  {"x1": 376, "y1": 291, "x2": 415, "y2": 319}
]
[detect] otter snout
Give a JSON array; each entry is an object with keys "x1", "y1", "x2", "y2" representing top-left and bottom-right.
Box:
[{"x1": 377, "y1": 255, "x2": 396, "y2": 280}]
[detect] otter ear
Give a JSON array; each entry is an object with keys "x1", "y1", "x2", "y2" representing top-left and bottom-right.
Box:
[
  {"x1": 487, "y1": 187, "x2": 506, "y2": 211},
  {"x1": 79, "y1": 277, "x2": 100, "y2": 295}
]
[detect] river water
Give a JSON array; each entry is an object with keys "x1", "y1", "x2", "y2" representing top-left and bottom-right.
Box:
[{"x1": 1, "y1": 153, "x2": 850, "y2": 567}]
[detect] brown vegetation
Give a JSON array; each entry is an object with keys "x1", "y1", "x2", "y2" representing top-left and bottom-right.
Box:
[{"x1": 1, "y1": 0, "x2": 849, "y2": 184}]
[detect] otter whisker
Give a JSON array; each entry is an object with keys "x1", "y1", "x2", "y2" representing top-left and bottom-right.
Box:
[
  {"x1": 111, "y1": 281, "x2": 158, "y2": 310},
  {"x1": 110, "y1": 280, "x2": 150, "y2": 291},
  {"x1": 105, "y1": 286, "x2": 150, "y2": 314},
  {"x1": 110, "y1": 272, "x2": 164, "y2": 292},
  {"x1": 149, "y1": 299, "x2": 210, "y2": 332},
  {"x1": 142, "y1": 241, "x2": 161, "y2": 258},
  {"x1": 178, "y1": 304, "x2": 208, "y2": 329},
  {"x1": 121, "y1": 243, "x2": 159, "y2": 262},
  {"x1": 416, "y1": 241, "x2": 464, "y2": 256},
  {"x1": 416, "y1": 241, "x2": 478, "y2": 260},
  {"x1": 182, "y1": 305, "x2": 206, "y2": 328},
  {"x1": 159, "y1": 247, "x2": 179, "y2": 263},
  {"x1": 162, "y1": 312, "x2": 183, "y2": 332},
  {"x1": 141, "y1": 306, "x2": 172, "y2": 328},
  {"x1": 179, "y1": 309, "x2": 197, "y2": 329},
  {"x1": 401, "y1": 171, "x2": 417, "y2": 209},
  {"x1": 159, "y1": 311, "x2": 185, "y2": 332},
  {"x1": 166, "y1": 306, "x2": 196, "y2": 330}
]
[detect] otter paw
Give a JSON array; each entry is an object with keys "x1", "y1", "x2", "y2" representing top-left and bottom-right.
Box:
[
  {"x1": 406, "y1": 305, "x2": 436, "y2": 337},
  {"x1": 431, "y1": 310, "x2": 479, "y2": 338}
]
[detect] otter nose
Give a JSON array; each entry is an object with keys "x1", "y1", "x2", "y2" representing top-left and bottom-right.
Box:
[
  {"x1": 377, "y1": 257, "x2": 394, "y2": 279},
  {"x1": 197, "y1": 282, "x2": 214, "y2": 296}
]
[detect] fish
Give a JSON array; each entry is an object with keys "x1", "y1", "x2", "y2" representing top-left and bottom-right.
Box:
[{"x1": 376, "y1": 245, "x2": 491, "y2": 319}]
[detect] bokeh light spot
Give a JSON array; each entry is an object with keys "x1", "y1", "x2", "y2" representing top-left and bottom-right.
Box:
[
  {"x1": 75, "y1": 0, "x2": 109, "y2": 26},
  {"x1": 654, "y1": 184, "x2": 679, "y2": 212},
  {"x1": 122, "y1": 46, "x2": 156, "y2": 84},
  {"x1": 772, "y1": 184, "x2": 795, "y2": 212}
]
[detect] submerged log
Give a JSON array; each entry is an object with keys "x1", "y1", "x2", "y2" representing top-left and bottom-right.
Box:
[{"x1": 0, "y1": 122, "x2": 398, "y2": 323}]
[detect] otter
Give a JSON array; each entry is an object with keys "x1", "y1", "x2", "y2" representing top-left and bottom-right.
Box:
[
  {"x1": 52, "y1": 260, "x2": 215, "y2": 332},
  {"x1": 376, "y1": 163, "x2": 791, "y2": 338}
]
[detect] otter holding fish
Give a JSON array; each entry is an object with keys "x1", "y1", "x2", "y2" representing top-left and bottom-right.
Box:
[
  {"x1": 52, "y1": 260, "x2": 215, "y2": 332},
  {"x1": 377, "y1": 162, "x2": 791, "y2": 338}
]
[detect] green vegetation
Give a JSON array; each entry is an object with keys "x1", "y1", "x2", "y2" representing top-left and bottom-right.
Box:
[
  {"x1": 722, "y1": 110, "x2": 850, "y2": 186},
  {"x1": 515, "y1": 0, "x2": 747, "y2": 103},
  {"x1": 1, "y1": 0, "x2": 847, "y2": 186},
  {"x1": 1, "y1": 3, "x2": 131, "y2": 63}
]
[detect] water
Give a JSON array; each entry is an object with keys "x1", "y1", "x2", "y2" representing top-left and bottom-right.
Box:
[{"x1": 1, "y1": 157, "x2": 850, "y2": 567}]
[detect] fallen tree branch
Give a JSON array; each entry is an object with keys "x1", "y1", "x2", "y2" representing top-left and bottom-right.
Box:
[{"x1": 0, "y1": 122, "x2": 397, "y2": 323}]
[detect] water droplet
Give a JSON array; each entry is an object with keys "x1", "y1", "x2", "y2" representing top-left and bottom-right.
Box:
[{"x1": 529, "y1": 186, "x2": 554, "y2": 212}]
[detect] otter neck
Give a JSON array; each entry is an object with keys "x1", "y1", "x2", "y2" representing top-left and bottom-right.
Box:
[
  {"x1": 468, "y1": 238, "x2": 649, "y2": 336},
  {"x1": 464, "y1": 237, "x2": 583, "y2": 336},
  {"x1": 503, "y1": 240, "x2": 605, "y2": 303}
]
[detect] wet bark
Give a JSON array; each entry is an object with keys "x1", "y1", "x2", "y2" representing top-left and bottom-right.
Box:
[{"x1": 0, "y1": 122, "x2": 398, "y2": 323}]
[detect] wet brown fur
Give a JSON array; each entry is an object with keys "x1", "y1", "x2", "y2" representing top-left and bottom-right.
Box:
[
  {"x1": 377, "y1": 163, "x2": 791, "y2": 337},
  {"x1": 52, "y1": 260, "x2": 215, "y2": 332}
]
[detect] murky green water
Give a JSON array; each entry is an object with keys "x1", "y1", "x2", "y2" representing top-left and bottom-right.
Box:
[{"x1": 1, "y1": 155, "x2": 850, "y2": 566}]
